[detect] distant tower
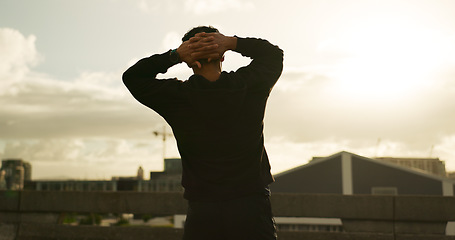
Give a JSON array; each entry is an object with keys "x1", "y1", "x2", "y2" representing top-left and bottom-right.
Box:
[
  {"x1": 0, "y1": 169, "x2": 6, "y2": 190},
  {"x1": 23, "y1": 162, "x2": 32, "y2": 181},
  {"x1": 1, "y1": 159, "x2": 31, "y2": 190},
  {"x1": 137, "y1": 166, "x2": 144, "y2": 180}
]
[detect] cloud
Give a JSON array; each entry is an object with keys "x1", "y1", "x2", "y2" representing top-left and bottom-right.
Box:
[
  {"x1": 1, "y1": 138, "x2": 158, "y2": 163},
  {"x1": 0, "y1": 28, "x2": 173, "y2": 178},
  {"x1": 266, "y1": 63, "x2": 455, "y2": 164},
  {"x1": 0, "y1": 138, "x2": 168, "y2": 179},
  {"x1": 137, "y1": 0, "x2": 254, "y2": 15},
  {"x1": 0, "y1": 28, "x2": 41, "y2": 77},
  {"x1": 0, "y1": 28, "x2": 42, "y2": 95},
  {"x1": 184, "y1": 0, "x2": 255, "y2": 15},
  {"x1": 0, "y1": 73, "x2": 168, "y2": 140},
  {"x1": 2, "y1": 26, "x2": 455, "y2": 180},
  {"x1": 0, "y1": 28, "x2": 168, "y2": 140}
]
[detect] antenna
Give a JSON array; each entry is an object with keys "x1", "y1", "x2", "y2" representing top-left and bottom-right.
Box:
[
  {"x1": 429, "y1": 145, "x2": 434, "y2": 158},
  {"x1": 374, "y1": 138, "x2": 381, "y2": 158}
]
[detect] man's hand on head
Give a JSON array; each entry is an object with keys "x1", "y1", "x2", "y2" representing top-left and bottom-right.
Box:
[
  {"x1": 177, "y1": 35, "x2": 219, "y2": 68},
  {"x1": 189, "y1": 32, "x2": 237, "y2": 62},
  {"x1": 177, "y1": 40, "x2": 203, "y2": 69},
  {"x1": 177, "y1": 32, "x2": 238, "y2": 68}
]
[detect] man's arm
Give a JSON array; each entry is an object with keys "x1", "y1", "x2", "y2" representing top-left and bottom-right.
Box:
[
  {"x1": 233, "y1": 37, "x2": 284, "y2": 90},
  {"x1": 122, "y1": 38, "x2": 218, "y2": 110},
  {"x1": 122, "y1": 49, "x2": 179, "y2": 111},
  {"x1": 190, "y1": 33, "x2": 283, "y2": 90}
]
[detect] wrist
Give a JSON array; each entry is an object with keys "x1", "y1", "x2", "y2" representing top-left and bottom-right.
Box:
[
  {"x1": 169, "y1": 48, "x2": 182, "y2": 64},
  {"x1": 227, "y1": 36, "x2": 238, "y2": 51}
]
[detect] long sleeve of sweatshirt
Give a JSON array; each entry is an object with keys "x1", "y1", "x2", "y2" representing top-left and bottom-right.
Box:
[
  {"x1": 122, "y1": 36, "x2": 283, "y2": 201},
  {"x1": 122, "y1": 37, "x2": 283, "y2": 109}
]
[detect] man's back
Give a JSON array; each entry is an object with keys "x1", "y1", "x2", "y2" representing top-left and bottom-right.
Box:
[
  {"x1": 123, "y1": 27, "x2": 283, "y2": 239},
  {"x1": 123, "y1": 35, "x2": 283, "y2": 201}
]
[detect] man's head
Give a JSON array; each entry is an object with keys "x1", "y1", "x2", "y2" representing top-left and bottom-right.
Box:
[
  {"x1": 182, "y1": 26, "x2": 219, "y2": 42},
  {"x1": 182, "y1": 26, "x2": 222, "y2": 67}
]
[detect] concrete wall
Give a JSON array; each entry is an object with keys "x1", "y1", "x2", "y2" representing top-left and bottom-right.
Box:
[{"x1": 1, "y1": 191, "x2": 455, "y2": 240}]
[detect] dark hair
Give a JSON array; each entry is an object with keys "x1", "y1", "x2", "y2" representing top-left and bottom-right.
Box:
[{"x1": 182, "y1": 26, "x2": 219, "y2": 42}]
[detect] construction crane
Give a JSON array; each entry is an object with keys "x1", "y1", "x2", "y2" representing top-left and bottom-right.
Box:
[{"x1": 153, "y1": 126, "x2": 173, "y2": 160}]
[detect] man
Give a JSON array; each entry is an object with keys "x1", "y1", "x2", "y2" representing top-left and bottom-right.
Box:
[{"x1": 123, "y1": 26, "x2": 283, "y2": 240}]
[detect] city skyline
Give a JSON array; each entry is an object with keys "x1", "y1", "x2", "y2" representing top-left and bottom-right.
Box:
[{"x1": 1, "y1": 0, "x2": 455, "y2": 179}]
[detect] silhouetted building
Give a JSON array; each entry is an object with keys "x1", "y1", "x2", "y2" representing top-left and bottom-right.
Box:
[
  {"x1": 374, "y1": 157, "x2": 446, "y2": 177},
  {"x1": 1, "y1": 159, "x2": 32, "y2": 190},
  {"x1": 269, "y1": 151, "x2": 455, "y2": 233},
  {"x1": 26, "y1": 159, "x2": 183, "y2": 192},
  {"x1": 145, "y1": 158, "x2": 182, "y2": 192},
  {"x1": 0, "y1": 169, "x2": 6, "y2": 190},
  {"x1": 271, "y1": 151, "x2": 454, "y2": 196},
  {"x1": 137, "y1": 166, "x2": 144, "y2": 180},
  {"x1": 25, "y1": 180, "x2": 117, "y2": 191}
]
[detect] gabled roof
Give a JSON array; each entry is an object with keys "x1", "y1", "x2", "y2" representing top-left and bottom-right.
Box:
[
  {"x1": 273, "y1": 151, "x2": 344, "y2": 178},
  {"x1": 274, "y1": 151, "x2": 455, "y2": 183}
]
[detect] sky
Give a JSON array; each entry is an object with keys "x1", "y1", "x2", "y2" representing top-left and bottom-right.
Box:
[{"x1": 1, "y1": 0, "x2": 455, "y2": 180}]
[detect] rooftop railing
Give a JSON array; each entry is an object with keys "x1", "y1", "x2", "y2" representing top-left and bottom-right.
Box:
[{"x1": 1, "y1": 191, "x2": 455, "y2": 240}]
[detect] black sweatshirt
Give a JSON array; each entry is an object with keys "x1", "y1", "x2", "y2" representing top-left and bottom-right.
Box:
[{"x1": 123, "y1": 37, "x2": 284, "y2": 201}]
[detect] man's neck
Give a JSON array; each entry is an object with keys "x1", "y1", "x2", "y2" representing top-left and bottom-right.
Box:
[{"x1": 192, "y1": 62, "x2": 222, "y2": 82}]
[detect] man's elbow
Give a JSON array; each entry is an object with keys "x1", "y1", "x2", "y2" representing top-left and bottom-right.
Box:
[
  {"x1": 122, "y1": 69, "x2": 133, "y2": 86},
  {"x1": 276, "y1": 47, "x2": 284, "y2": 62},
  {"x1": 272, "y1": 48, "x2": 284, "y2": 72}
]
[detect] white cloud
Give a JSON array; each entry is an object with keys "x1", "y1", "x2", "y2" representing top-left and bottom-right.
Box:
[
  {"x1": 0, "y1": 28, "x2": 165, "y2": 140},
  {"x1": 0, "y1": 28, "x2": 40, "y2": 77},
  {"x1": 73, "y1": 71, "x2": 127, "y2": 100},
  {"x1": 0, "y1": 28, "x2": 43, "y2": 94},
  {"x1": 0, "y1": 28, "x2": 172, "y2": 179},
  {"x1": 2, "y1": 23, "x2": 455, "y2": 181},
  {"x1": 0, "y1": 138, "x2": 168, "y2": 179},
  {"x1": 137, "y1": 0, "x2": 255, "y2": 15},
  {"x1": 184, "y1": 0, "x2": 255, "y2": 15}
]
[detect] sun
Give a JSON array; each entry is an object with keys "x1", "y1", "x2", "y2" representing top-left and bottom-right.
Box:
[{"x1": 325, "y1": 16, "x2": 450, "y2": 103}]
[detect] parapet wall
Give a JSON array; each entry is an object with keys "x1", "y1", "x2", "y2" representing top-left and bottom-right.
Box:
[{"x1": 1, "y1": 191, "x2": 455, "y2": 240}]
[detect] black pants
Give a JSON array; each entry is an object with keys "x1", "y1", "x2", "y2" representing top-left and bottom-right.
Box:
[{"x1": 183, "y1": 194, "x2": 277, "y2": 240}]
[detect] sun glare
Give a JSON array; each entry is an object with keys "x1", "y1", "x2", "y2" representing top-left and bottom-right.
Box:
[{"x1": 328, "y1": 17, "x2": 450, "y2": 103}]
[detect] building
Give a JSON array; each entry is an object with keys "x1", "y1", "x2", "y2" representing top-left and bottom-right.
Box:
[
  {"x1": 0, "y1": 159, "x2": 32, "y2": 190},
  {"x1": 26, "y1": 159, "x2": 183, "y2": 192},
  {"x1": 269, "y1": 151, "x2": 455, "y2": 233},
  {"x1": 374, "y1": 157, "x2": 446, "y2": 177},
  {"x1": 144, "y1": 158, "x2": 182, "y2": 192},
  {"x1": 137, "y1": 166, "x2": 144, "y2": 180},
  {"x1": 26, "y1": 180, "x2": 118, "y2": 191},
  {"x1": 0, "y1": 169, "x2": 6, "y2": 190},
  {"x1": 271, "y1": 151, "x2": 454, "y2": 196}
]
